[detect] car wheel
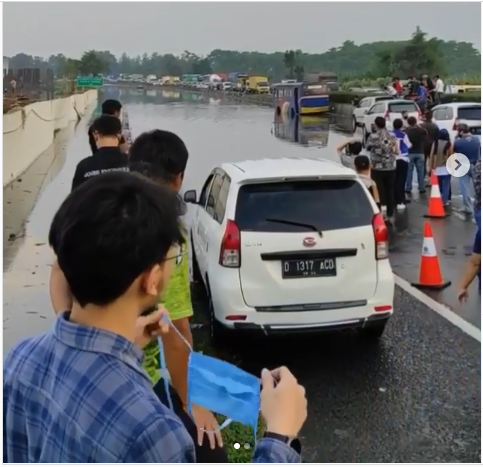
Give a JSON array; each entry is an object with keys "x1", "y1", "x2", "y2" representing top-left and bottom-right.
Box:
[
  {"x1": 359, "y1": 319, "x2": 388, "y2": 341},
  {"x1": 352, "y1": 116, "x2": 357, "y2": 132}
]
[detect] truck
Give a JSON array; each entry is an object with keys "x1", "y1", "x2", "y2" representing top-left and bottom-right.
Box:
[
  {"x1": 227, "y1": 72, "x2": 249, "y2": 92},
  {"x1": 247, "y1": 76, "x2": 270, "y2": 94}
]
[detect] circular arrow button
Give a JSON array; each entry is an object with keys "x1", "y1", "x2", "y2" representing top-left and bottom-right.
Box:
[{"x1": 446, "y1": 153, "x2": 471, "y2": 178}]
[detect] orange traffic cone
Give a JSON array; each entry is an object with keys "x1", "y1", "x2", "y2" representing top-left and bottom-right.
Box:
[
  {"x1": 424, "y1": 172, "x2": 449, "y2": 218},
  {"x1": 411, "y1": 222, "x2": 451, "y2": 290}
]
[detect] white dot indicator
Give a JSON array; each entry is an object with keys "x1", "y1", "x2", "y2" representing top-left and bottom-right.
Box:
[
  {"x1": 234, "y1": 443, "x2": 240, "y2": 450},
  {"x1": 244, "y1": 443, "x2": 251, "y2": 449}
]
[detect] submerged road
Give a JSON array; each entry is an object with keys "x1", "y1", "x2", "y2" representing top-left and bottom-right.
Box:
[{"x1": 3, "y1": 87, "x2": 480, "y2": 462}]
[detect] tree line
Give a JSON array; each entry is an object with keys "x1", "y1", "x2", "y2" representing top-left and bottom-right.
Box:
[{"x1": 5, "y1": 28, "x2": 480, "y2": 82}]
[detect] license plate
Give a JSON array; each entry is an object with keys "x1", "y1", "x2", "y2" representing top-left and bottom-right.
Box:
[{"x1": 282, "y1": 258, "x2": 337, "y2": 279}]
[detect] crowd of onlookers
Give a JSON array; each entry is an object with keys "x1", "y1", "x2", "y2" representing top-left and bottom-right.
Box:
[
  {"x1": 339, "y1": 109, "x2": 480, "y2": 222},
  {"x1": 338, "y1": 109, "x2": 481, "y2": 297},
  {"x1": 386, "y1": 75, "x2": 445, "y2": 111}
]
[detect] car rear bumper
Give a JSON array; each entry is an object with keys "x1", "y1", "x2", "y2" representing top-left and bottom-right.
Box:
[
  {"x1": 209, "y1": 260, "x2": 395, "y2": 334},
  {"x1": 229, "y1": 312, "x2": 391, "y2": 335}
]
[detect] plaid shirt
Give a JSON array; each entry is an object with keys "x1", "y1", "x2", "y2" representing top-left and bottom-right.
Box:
[{"x1": 3, "y1": 313, "x2": 300, "y2": 463}]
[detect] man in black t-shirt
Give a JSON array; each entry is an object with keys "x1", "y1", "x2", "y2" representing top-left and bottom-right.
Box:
[
  {"x1": 404, "y1": 116, "x2": 428, "y2": 194},
  {"x1": 72, "y1": 115, "x2": 129, "y2": 192},
  {"x1": 88, "y1": 99, "x2": 131, "y2": 154}
]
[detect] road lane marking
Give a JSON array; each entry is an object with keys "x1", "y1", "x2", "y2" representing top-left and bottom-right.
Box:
[{"x1": 394, "y1": 274, "x2": 481, "y2": 342}]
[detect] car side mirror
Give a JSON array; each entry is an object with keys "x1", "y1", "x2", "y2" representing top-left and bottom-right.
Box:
[
  {"x1": 363, "y1": 109, "x2": 368, "y2": 114},
  {"x1": 183, "y1": 189, "x2": 197, "y2": 204}
]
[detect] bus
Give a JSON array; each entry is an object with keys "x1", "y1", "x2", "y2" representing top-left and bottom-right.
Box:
[
  {"x1": 273, "y1": 82, "x2": 330, "y2": 118},
  {"x1": 272, "y1": 113, "x2": 329, "y2": 147}
]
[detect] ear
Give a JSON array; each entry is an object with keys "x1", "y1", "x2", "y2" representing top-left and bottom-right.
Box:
[{"x1": 141, "y1": 264, "x2": 162, "y2": 297}]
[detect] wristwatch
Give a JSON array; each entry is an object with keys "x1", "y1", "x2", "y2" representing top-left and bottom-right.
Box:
[{"x1": 264, "y1": 432, "x2": 302, "y2": 455}]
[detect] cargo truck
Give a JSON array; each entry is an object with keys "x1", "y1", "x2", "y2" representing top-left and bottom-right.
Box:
[{"x1": 247, "y1": 76, "x2": 270, "y2": 94}]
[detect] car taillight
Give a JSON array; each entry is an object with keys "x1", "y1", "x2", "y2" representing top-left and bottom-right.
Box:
[
  {"x1": 453, "y1": 119, "x2": 459, "y2": 131},
  {"x1": 372, "y1": 213, "x2": 389, "y2": 260},
  {"x1": 219, "y1": 219, "x2": 241, "y2": 268},
  {"x1": 384, "y1": 110, "x2": 390, "y2": 120}
]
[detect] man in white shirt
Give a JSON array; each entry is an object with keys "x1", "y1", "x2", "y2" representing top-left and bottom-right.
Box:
[{"x1": 434, "y1": 75, "x2": 444, "y2": 104}]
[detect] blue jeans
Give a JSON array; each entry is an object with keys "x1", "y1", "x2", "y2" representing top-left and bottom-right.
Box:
[
  {"x1": 459, "y1": 164, "x2": 475, "y2": 213},
  {"x1": 437, "y1": 174, "x2": 451, "y2": 204},
  {"x1": 405, "y1": 153, "x2": 425, "y2": 192}
]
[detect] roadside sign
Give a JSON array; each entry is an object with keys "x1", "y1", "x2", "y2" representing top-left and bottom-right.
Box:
[{"x1": 76, "y1": 76, "x2": 104, "y2": 87}]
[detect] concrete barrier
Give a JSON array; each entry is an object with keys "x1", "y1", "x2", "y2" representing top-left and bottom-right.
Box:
[{"x1": 3, "y1": 89, "x2": 98, "y2": 186}]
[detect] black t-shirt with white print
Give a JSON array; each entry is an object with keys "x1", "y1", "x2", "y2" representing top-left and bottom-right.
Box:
[{"x1": 71, "y1": 146, "x2": 129, "y2": 192}]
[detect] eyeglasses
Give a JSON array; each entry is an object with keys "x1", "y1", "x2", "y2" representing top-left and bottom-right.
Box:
[{"x1": 165, "y1": 243, "x2": 185, "y2": 266}]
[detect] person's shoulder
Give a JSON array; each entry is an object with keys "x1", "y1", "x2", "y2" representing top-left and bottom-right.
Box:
[
  {"x1": 4, "y1": 334, "x2": 51, "y2": 381},
  {"x1": 75, "y1": 155, "x2": 95, "y2": 171}
]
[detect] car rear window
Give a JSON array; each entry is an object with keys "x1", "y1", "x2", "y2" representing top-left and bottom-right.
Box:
[
  {"x1": 375, "y1": 96, "x2": 394, "y2": 102},
  {"x1": 235, "y1": 180, "x2": 374, "y2": 233},
  {"x1": 388, "y1": 102, "x2": 418, "y2": 113},
  {"x1": 457, "y1": 106, "x2": 481, "y2": 121}
]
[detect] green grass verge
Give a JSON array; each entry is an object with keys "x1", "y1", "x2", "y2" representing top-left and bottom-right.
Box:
[{"x1": 143, "y1": 292, "x2": 264, "y2": 463}]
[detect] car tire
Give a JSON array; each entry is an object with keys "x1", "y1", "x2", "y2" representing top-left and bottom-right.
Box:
[
  {"x1": 359, "y1": 319, "x2": 388, "y2": 341},
  {"x1": 352, "y1": 116, "x2": 357, "y2": 132}
]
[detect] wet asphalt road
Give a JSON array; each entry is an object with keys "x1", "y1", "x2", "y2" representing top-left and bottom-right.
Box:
[{"x1": 3, "y1": 87, "x2": 481, "y2": 462}]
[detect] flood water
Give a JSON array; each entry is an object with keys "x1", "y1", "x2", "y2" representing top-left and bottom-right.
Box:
[
  {"x1": 3, "y1": 87, "x2": 480, "y2": 462},
  {"x1": 2, "y1": 88, "x2": 350, "y2": 351}
]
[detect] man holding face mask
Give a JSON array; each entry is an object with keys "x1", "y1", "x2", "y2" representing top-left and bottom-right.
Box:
[{"x1": 3, "y1": 172, "x2": 307, "y2": 463}]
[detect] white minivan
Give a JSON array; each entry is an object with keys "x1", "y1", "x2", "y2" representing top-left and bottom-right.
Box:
[{"x1": 184, "y1": 157, "x2": 395, "y2": 345}]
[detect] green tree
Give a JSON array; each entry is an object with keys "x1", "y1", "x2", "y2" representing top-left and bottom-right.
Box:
[{"x1": 79, "y1": 50, "x2": 107, "y2": 76}]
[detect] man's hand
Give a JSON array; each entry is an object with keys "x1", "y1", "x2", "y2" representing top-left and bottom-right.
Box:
[
  {"x1": 457, "y1": 288, "x2": 469, "y2": 303},
  {"x1": 189, "y1": 404, "x2": 223, "y2": 449},
  {"x1": 134, "y1": 306, "x2": 170, "y2": 349}
]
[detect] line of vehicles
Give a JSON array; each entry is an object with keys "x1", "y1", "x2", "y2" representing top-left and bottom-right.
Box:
[{"x1": 351, "y1": 93, "x2": 481, "y2": 143}]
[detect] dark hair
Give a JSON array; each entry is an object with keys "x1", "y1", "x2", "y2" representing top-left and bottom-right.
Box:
[
  {"x1": 354, "y1": 155, "x2": 370, "y2": 172},
  {"x1": 374, "y1": 116, "x2": 386, "y2": 129},
  {"x1": 101, "y1": 99, "x2": 122, "y2": 115},
  {"x1": 407, "y1": 116, "x2": 417, "y2": 126},
  {"x1": 434, "y1": 75, "x2": 439, "y2": 80},
  {"x1": 129, "y1": 161, "x2": 175, "y2": 185},
  {"x1": 49, "y1": 172, "x2": 185, "y2": 307},
  {"x1": 347, "y1": 141, "x2": 362, "y2": 156},
  {"x1": 393, "y1": 118, "x2": 403, "y2": 130},
  {"x1": 129, "y1": 129, "x2": 189, "y2": 178},
  {"x1": 88, "y1": 125, "x2": 98, "y2": 154},
  {"x1": 91, "y1": 115, "x2": 122, "y2": 137}
]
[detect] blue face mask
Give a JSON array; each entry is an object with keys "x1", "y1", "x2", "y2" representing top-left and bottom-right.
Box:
[{"x1": 157, "y1": 322, "x2": 261, "y2": 438}]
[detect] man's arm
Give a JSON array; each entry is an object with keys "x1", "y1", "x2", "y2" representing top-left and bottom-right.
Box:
[
  {"x1": 71, "y1": 164, "x2": 84, "y2": 192},
  {"x1": 124, "y1": 417, "x2": 196, "y2": 462},
  {"x1": 50, "y1": 259, "x2": 72, "y2": 314},
  {"x1": 161, "y1": 316, "x2": 192, "y2": 405}
]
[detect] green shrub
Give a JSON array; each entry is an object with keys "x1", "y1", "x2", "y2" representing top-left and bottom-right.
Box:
[{"x1": 328, "y1": 91, "x2": 481, "y2": 105}]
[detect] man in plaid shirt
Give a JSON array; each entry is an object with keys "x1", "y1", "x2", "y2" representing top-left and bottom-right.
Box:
[{"x1": 3, "y1": 172, "x2": 306, "y2": 462}]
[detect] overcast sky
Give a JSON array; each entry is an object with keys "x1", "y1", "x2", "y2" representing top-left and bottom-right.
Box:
[{"x1": 4, "y1": 2, "x2": 481, "y2": 58}]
